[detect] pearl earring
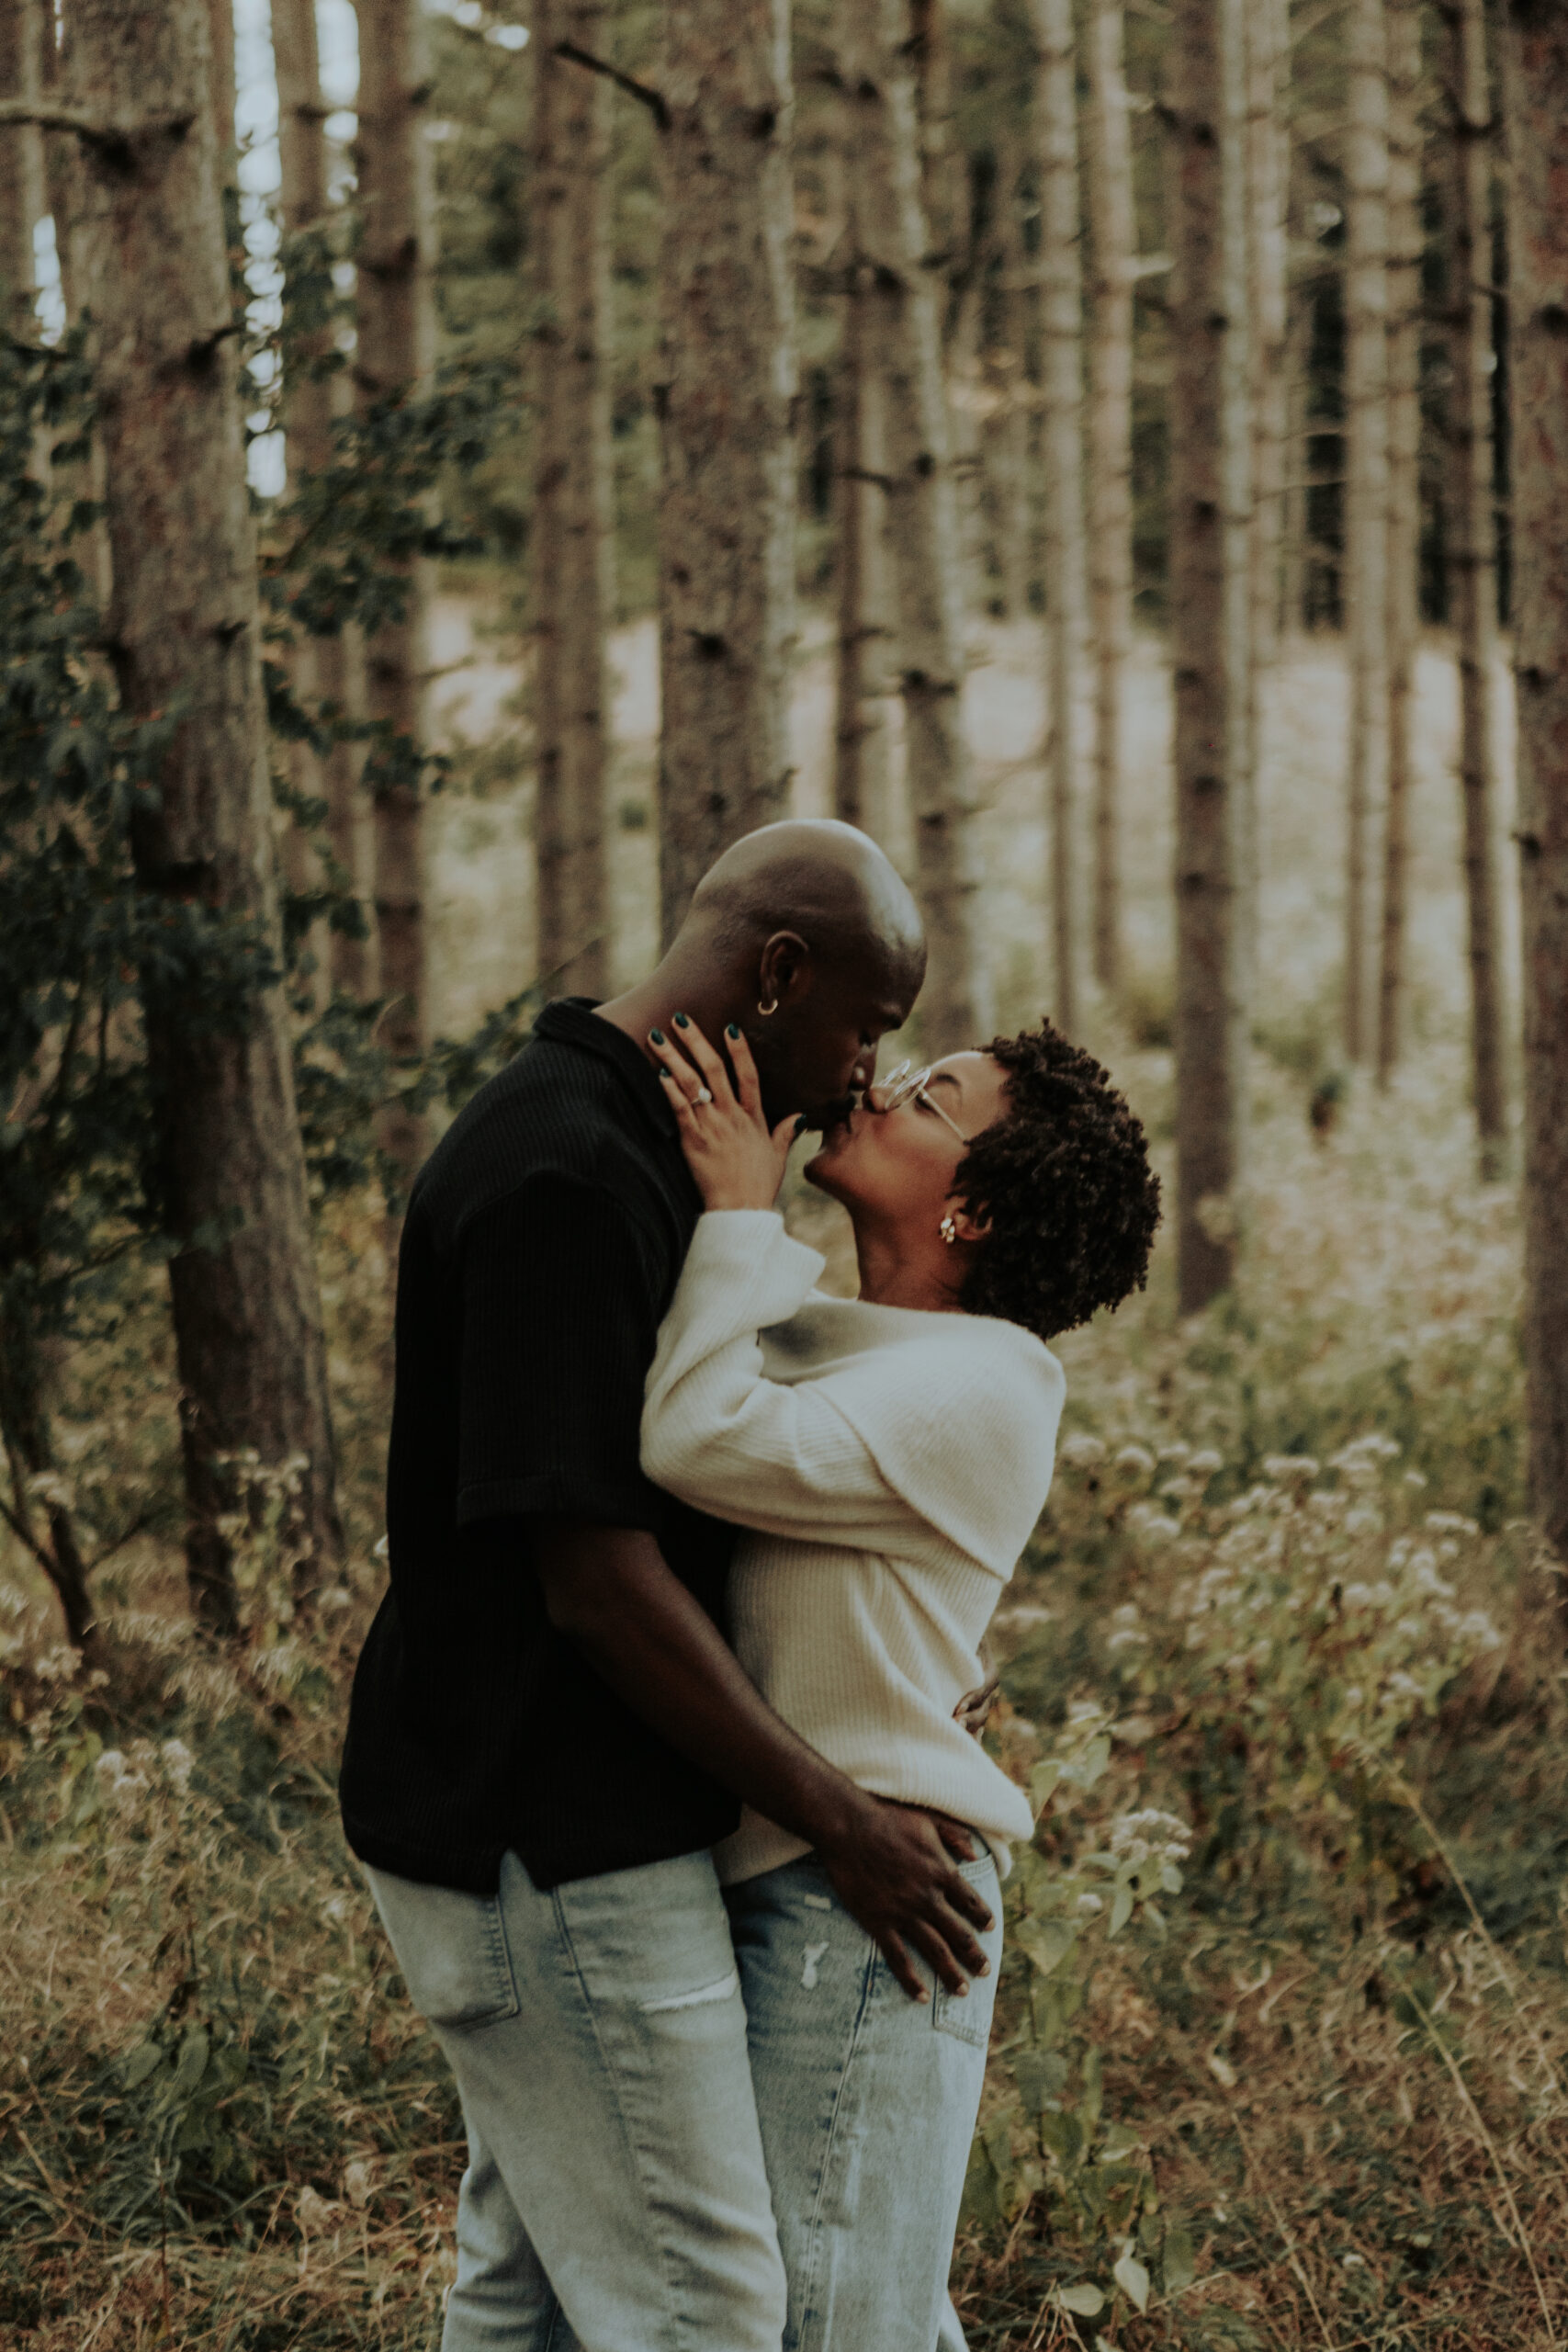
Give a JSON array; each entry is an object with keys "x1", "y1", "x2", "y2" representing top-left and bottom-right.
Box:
[{"x1": 940, "y1": 1215, "x2": 959, "y2": 1245}]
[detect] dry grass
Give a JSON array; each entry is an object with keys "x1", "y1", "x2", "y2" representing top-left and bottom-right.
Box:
[{"x1": 1, "y1": 621, "x2": 1559, "y2": 2349}]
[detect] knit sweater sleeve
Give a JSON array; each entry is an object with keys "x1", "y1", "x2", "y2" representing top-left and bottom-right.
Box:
[{"x1": 641, "y1": 1211, "x2": 1065, "y2": 1570}]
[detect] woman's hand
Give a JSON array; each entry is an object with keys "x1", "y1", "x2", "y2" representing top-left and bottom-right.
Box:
[{"x1": 649, "y1": 1017, "x2": 802, "y2": 1212}]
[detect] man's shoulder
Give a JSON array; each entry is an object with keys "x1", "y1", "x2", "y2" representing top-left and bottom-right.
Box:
[{"x1": 412, "y1": 1040, "x2": 663, "y2": 1244}]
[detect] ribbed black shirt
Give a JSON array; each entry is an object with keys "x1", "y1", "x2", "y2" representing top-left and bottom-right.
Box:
[{"x1": 339, "y1": 999, "x2": 740, "y2": 1893}]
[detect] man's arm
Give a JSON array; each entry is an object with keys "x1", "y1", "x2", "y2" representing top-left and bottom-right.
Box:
[{"x1": 535, "y1": 1519, "x2": 994, "y2": 2001}]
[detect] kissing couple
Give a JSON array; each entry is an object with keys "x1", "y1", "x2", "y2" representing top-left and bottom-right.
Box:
[{"x1": 341, "y1": 819, "x2": 1159, "y2": 2352}]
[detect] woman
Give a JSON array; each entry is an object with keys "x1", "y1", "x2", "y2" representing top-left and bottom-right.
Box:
[{"x1": 640, "y1": 1013, "x2": 1160, "y2": 2352}]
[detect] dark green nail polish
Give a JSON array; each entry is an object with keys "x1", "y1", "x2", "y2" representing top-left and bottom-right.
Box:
[
  {"x1": 673, "y1": 1011, "x2": 691, "y2": 1028},
  {"x1": 649, "y1": 1028, "x2": 665, "y2": 1045},
  {"x1": 726, "y1": 1023, "x2": 741, "y2": 1039}
]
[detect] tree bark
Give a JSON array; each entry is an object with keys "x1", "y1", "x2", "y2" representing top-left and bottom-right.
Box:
[
  {"x1": 355, "y1": 0, "x2": 434, "y2": 1170},
  {"x1": 832, "y1": 79, "x2": 893, "y2": 842},
  {"x1": 849, "y1": 0, "x2": 991, "y2": 1053},
  {"x1": 1376, "y1": 0, "x2": 1423, "y2": 1084},
  {"x1": 655, "y1": 0, "x2": 797, "y2": 945},
  {"x1": 1343, "y1": 0, "x2": 1390, "y2": 1065},
  {"x1": 0, "y1": 1299, "x2": 101, "y2": 1656},
  {"x1": 990, "y1": 136, "x2": 1032, "y2": 625},
  {"x1": 1169, "y1": 0, "x2": 1251, "y2": 1314},
  {"x1": 208, "y1": 0, "x2": 235, "y2": 163},
  {"x1": 0, "y1": 0, "x2": 45, "y2": 327},
  {"x1": 1243, "y1": 0, "x2": 1289, "y2": 1002},
  {"x1": 531, "y1": 4, "x2": 614, "y2": 998},
  {"x1": 1086, "y1": 0, "x2": 1134, "y2": 999},
  {"x1": 1034, "y1": 0, "x2": 1087, "y2": 1037},
  {"x1": 73, "y1": 0, "x2": 342, "y2": 1633},
  {"x1": 1505, "y1": 0, "x2": 1568, "y2": 1560},
  {"x1": 1446, "y1": 0, "x2": 1507, "y2": 1172}
]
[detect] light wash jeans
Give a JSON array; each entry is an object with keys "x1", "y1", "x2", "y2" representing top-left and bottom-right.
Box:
[
  {"x1": 365, "y1": 1848, "x2": 787, "y2": 2352},
  {"x1": 724, "y1": 1847, "x2": 1003, "y2": 2352}
]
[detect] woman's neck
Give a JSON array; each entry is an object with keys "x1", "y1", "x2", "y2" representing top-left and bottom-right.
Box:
[{"x1": 850, "y1": 1212, "x2": 964, "y2": 1315}]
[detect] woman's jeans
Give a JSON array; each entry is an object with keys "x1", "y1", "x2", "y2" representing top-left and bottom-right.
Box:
[
  {"x1": 365, "y1": 1848, "x2": 787, "y2": 2352},
  {"x1": 724, "y1": 1847, "x2": 1003, "y2": 2352}
]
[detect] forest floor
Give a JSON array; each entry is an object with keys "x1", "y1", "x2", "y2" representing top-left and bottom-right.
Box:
[{"x1": 2, "y1": 617, "x2": 1563, "y2": 2351}]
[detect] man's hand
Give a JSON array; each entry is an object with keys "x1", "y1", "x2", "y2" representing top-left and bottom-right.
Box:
[
  {"x1": 816, "y1": 1794, "x2": 993, "y2": 2003},
  {"x1": 535, "y1": 1521, "x2": 993, "y2": 2003}
]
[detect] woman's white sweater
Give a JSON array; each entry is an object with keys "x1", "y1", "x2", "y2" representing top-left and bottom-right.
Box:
[{"x1": 641, "y1": 1210, "x2": 1065, "y2": 1884}]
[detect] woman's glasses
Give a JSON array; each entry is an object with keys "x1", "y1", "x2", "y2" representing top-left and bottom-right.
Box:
[{"x1": 871, "y1": 1060, "x2": 970, "y2": 1144}]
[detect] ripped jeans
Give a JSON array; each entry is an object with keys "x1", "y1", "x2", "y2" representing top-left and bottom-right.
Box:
[
  {"x1": 364, "y1": 1848, "x2": 786, "y2": 2352},
  {"x1": 724, "y1": 1848, "x2": 1003, "y2": 2352}
]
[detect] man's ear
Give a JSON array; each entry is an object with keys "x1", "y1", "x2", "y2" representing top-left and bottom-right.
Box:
[{"x1": 757, "y1": 931, "x2": 812, "y2": 1011}]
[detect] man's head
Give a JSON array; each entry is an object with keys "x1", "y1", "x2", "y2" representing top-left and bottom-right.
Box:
[{"x1": 663, "y1": 820, "x2": 926, "y2": 1126}]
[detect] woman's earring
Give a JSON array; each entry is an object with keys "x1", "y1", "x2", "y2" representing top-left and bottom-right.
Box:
[
  {"x1": 758, "y1": 997, "x2": 779, "y2": 1016},
  {"x1": 940, "y1": 1214, "x2": 959, "y2": 1246}
]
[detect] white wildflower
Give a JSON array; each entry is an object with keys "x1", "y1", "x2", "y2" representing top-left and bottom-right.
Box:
[
  {"x1": 1113, "y1": 1443, "x2": 1157, "y2": 1481},
  {"x1": 159, "y1": 1739, "x2": 195, "y2": 1794},
  {"x1": 1076, "y1": 1892, "x2": 1105, "y2": 1916},
  {"x1": 1188, "y1": 1450, "x2": 1224, "y2": 1478},
  {"x1": 1263, "y1": 1454, "x2": 1320, "y2": 1484},
  {"x1": 1110, "y1": 1808, "x2": 1192, "y2": 1865},
  {"x1": 1425, "y1": 1511, "x2": 1479, "y2": 1538},
  {"x1": 1456, "y1": 1611, "x2": 1503, "y2": 1654},
  {"x1": 1342, "y1": 1509, "x2": 1382, "y2": 1538},
  {"x1": 1108, "y1": 1627, "x2": 1148, "y2": 1652},
  {"x1": 1060, "y1": 1432, "x2": 1107, "y2": 1471}
]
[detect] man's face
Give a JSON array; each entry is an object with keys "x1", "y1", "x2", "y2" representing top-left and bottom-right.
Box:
[{"x1": 751, "y1": 948, "x2": 922, "y2": 1129}]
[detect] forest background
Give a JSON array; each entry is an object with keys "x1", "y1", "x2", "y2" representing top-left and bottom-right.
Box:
[{"x1": 2, "y1": 0, "x2": 1568, "y2": 2344}]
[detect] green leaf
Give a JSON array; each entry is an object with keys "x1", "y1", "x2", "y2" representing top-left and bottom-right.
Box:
[
  {"x1": 1015, "y1": 2049, "x2": 1068, "y2": 2109},
  {"x1": 1058, "y1": 2281, "x2": 1105, "y2": 2317},
  {"x1": 1031, "y1": 1759, "x2": 1062, "y2": 1814},
  {"x1": 1109, "y1": 1883, "x2": 1134, "y2": 1936},
  {"x1": 1163, "y1": 2222, "x2": 1197, "y2": 2296},
  {"x1": 169, "y1": 2026, "x2": 209, "y2": 2098},
  {"x1": 1039, "y1": 2107, "x2": 1085, "y2": 2167},
  {"x1": 1015, "y1": 1917, "x2": 1077, "y2": 1978},
  {"x1": 1113, "y1": 2250, "x2": 1151, "y2": 2312},
  {"x1": 119, "y1": 2039, "x2": 164, "y2": 2090}
]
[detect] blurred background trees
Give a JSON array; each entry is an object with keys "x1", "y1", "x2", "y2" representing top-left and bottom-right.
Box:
[{"x1": 0, "y1": 0, "x2": 1564, "y2": 1652}]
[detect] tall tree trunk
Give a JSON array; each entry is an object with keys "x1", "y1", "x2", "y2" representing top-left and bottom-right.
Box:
[
  {"x1": 1343, "y1": 0, "x2": 1390, "y2": 1065},
  {"x1": 276, "y1": 0, "x2": 367, "y2": 1002},
  {"x1": 531, "y1": 7, "x2": 614, "y2": 997},
  {"x1": 0, "y1": 1299, "x2": 100, "y2": 1656},
  {"x1": 1243, "y1": 0, "x2": 1290, "y2": 1002},
  {"x1": 1376, "y1": 0, "x2": 1423, "y2": 1084},
  {"x1": 0, "y1": 0, "x2": 45, "y2": 327},
  {"x1": 1169, "y1": 0, "x2": 1251, "y2": 1314},
  {"x1": 990, "y1": 136, "x2": 1032, "y2": 626},
  {"x1": 1034, "y1": 0, "x2": 1087, "y2": 1038},
  {"x1": 1506, "y1": 0, "x2": 1568, "y2": 1562},
  {"x1": 73, "y1": 0, "x2": 342, "y2": 1633},
  {"x1": 208, "y1": 0, "x2": 235, "y2": 161},
  {"x1": 1447, "y1": 0, "x2": 1507, "y2": 1172},
  {"x1": 656, "y1": 0, "x2": 797, "y2": 945},
  {"x1": 833, "y1": 125, "x2": 893, "y2": 841},
  {"x1": 849, "y1": 0, "x2": 991, "y2": 1052},
  {"x1": 355, "y1": 0, "x2": 434, "y2": 1171},
  {"x1": 1085, "y1": 0, "x2": 1134, "y2": 999}
]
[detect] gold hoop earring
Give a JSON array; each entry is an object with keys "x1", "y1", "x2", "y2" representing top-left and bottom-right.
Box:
[
  {"x1": 758, "y1": 997, "x2": 779, "y2": 1017},
  {"x1": 940, "y1": 1214, "x2": 959, "y2": 1246}
]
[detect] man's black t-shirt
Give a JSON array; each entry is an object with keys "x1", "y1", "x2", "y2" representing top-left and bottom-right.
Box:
[{"x1": 339, "y1": 998, "x2": 740, "y2": 1893}]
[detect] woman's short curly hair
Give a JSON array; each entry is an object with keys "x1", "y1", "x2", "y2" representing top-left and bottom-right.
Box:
[{"x1": 953, "y1": 1023, "x2": 1161, "y2": 1340}]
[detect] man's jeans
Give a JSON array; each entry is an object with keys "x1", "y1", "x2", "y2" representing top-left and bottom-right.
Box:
[
  {"x1": 724, "y1": 1848, "x2": 1002, "y2": 2352},
  {"x1": 365, "y1": 1848, "x2": 787, "y2": 2352}
]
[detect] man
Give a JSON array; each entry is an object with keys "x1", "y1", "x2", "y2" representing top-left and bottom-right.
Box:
[{"x1": 341, "y1": 820, "x2": 996, "y2": 2352}]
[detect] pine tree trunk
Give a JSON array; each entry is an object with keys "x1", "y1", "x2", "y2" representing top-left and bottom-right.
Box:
[
  {"x1": 1243, "y1": 0, "x2": 1289, "y2": 1001},
  {"x1": 0, "y1": 1298, "x2": 101, "y2": 1656},
  {"x1": 850, "y1": 0, "x2": 991, "y2": 1053},
  {"x1": 1086, "y1": 0, "x2": 1134, "y2": 998},
  {"x1": 73, "y1": 0, "x2": 342, "y2": 1633},
  {"x1": 0, "y1": 0, "x2": 45, "y2": 327},
  {"x1": 1343, "y1": 0, "x2": 1390, "y2": 1065},
  {"x1": 990, "y1": 138, "x2": 1032, "y2": 625},
  {"x1": 355, "y1": 0, "x2": 434, "y2": 1170},
  {"x1": 1507, "y1": 0, "x2": 1568, "y2": 1561},
  {"x1": 656, "y1": 0, "x2": 797, "y2": 945},
  {"x1": 208, "y1": 0, "x2": 235, "y2": 161},
  {"x1": 1376, "y1": 0, "x2": 1423, "y2": 1084},
  {"x1": 832, "y1": 122, "x2": 893, "y2": 840},
  {"x1": 1169, "y1": 0, "x2": 1251, "y2": 1314},
  {"x1": 531, "y1": 6, "x2": 614, "y2": 998},
  {"x1": 1034, "y1": 0, "x2": 1087, "y2": 1037},
  {"x1": 1447, "y1": 0, "x2": 1507, "y2": 1172}
]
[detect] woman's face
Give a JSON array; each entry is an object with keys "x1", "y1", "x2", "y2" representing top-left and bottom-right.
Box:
[{"x1": 806, "y1": 1051, "x2": 1010, "y2": 1230}]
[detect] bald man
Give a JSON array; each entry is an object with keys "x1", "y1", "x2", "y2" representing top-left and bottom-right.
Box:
[{"x1": 342, "y1": 822, "x2": 995, "y2": 2352}]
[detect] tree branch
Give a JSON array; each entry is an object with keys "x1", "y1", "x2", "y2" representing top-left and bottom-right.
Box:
[
  {"x1": 0, "y1": 99, "x2": 195, "y2": 158},
  {"x1": 554, "y1": 41, "x2": 670, "y2": 130}
]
